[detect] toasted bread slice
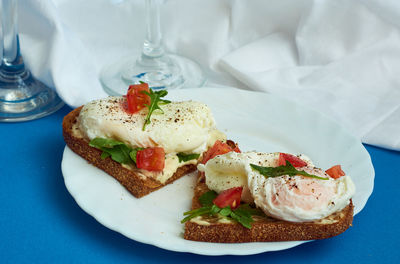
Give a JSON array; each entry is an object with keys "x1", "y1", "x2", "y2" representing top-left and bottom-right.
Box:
[
  {"x1": 184, "y1": 175, "x2": 354, "y2": 243},
  {"x1": 63, "y1": 107, "x2": 196, "y2": 198}
]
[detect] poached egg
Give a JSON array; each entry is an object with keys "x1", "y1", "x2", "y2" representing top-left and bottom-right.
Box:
[
  {"x1": 77, "y1": 96, "x2": 226, "y2": 183},
  {"x1": 199, "y1": 151, "x2": 355, "y2": 222},
  {"x1": 78, "y1": 96, "x2": 225, "y2": 154}
]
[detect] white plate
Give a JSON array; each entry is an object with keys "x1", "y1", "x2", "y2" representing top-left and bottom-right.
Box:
[{"x1": 61, "y1": 87, "x2": 374, "y2": 255}]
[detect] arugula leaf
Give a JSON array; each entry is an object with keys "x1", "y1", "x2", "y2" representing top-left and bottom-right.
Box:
[
  {"x1": 237, "y1": 204, "x2": 264, "y2": 216},
  {"x1": 198, "y1": 191, "x2": 218, "y2": 207},
  {"x1": 181, "y1": 194, "x2": 264, "y2": 229},
  {"x1": 183, "y1": 206, "x2": 211, "y2": 216},
  {"x1": 219, "y1": 206, "x2": 232, "y2": 217},
  {"x1": 181, "y1": 206, "x2": 212, "y2": 223},
  {"x1": 112, "y1": 144, "x2": 134, "y2": 164},
  {"x1": 129, "y1": 147, "x2": 144, "y2": 163},
  {"x1": 100, "y1": 152, "x2": 111, "y2": 159},
  {"x1": 177, "y1": 153, "x2": 200, "y2": 163},
  {"x1": 230, "y1": 204, "x2": 264, "y2": 229},
  {"x1": 90, "y1": 138, "x2": 132, "y2": 164},
  {"x1": 89, "y1": 137, "x2": 142, "y2": 165},
  {"x1": 89, "y1": 138, "x2": 125, "y2": 148},
  {"x1": 210, "y1": 204, "x2": 221, "y2": 215},
  {"x1": 250, "y1": 161, "x2": 329, "y2": 180},
  {"x1": 234, "y1": 206, "x2": 252, "y2": 218},
  {"x1": 142, "y1": 88, "x2": 171, "y2": 131},
  {"x1": 230, "y1": 210, "x2": 253, "y2": 229}
]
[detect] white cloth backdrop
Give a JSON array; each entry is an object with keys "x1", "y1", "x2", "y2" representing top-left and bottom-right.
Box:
[{"x1": 15, "y1": 0, "x2": 400, "y2": 150}]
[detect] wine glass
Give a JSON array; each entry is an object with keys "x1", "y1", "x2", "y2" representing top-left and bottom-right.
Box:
[
  {"x1": 0, "y1": 0, "x2": 64, "y2": 122},
  {"x1": 100, "y1": 0, "x2": 206, "y2": 95}
]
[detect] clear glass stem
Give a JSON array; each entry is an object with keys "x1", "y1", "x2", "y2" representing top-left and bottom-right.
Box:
[
  {"x1": 0, "y1": 0, "x2": 64, "y2": 122},
  {"x1": 1, "y1": 0, "x2": 24, "y2": 74},
  {"x1": 99, "y1": 0, "x2": 206, "y2": 94},
  {"x1": 142, "y1": 0, "x2": 164, "y2": 58}
]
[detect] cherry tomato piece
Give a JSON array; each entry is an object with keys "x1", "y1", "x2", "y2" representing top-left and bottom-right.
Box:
[
  {"x1": 136, "y1": 147, "x2": 165, "y2": 171},
  {"x1": 232, "y1": 145, "x2": 241, "y2": 153},
  {"x1": 213, "y1": 187, "x2": 243, "y2": 209},
  {"x1": 326, "y1": 165, "x2": 346, "y2": 179},
  {"x1": 278, "y1": 153, "x2": 307, "y2": 167},
  {"x1": 201, "y1": 140, "x2": 240, "y2": 164},
  {"x1": 126, "y1": 83, "x2": 150, "y2": 114}
]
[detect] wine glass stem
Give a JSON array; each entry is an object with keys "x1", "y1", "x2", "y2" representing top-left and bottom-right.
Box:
[
  {"x1": 142, "y1": 0, "x2": 164, "y2": 58},
  {"x1": 1, "y1": 0, "x2": 24, "y2": 74}
]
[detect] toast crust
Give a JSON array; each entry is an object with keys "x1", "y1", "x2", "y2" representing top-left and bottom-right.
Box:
[
  {"x1": 62, "y1": 107, "x2": 196, "y2": 198},
  {"x1": 184, "y1": 176, "x2": 354, "y2": 243}
]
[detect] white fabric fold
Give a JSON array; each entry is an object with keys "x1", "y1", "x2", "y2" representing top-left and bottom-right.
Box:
[
  {"x1": 15, "y1": 0, "x2": 400, "y2": 150},
  {"x1": 220, "y1": 0, "x2": 400, "y2": 150},
  {"x1": 19, "y1": 0, "x2": 107, "y2": 106}
]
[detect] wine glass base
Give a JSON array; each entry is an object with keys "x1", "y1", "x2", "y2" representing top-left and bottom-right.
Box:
[
  {"x1": 100, "y1": 53, "x2": 206, "y2": 96},
  {"x1": 0, "y1": 71, "x2": 64, "y2": 122}
]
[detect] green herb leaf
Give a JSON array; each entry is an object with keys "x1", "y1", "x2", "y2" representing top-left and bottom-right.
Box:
[
  {"x1": 250, "y1": 161, "x2": 329, "y2": 180},
  {"x1": 142, "y1": 88, "x2": 171, "y2": 131},
  {"x1": 129, "y1": 148, "x2": 144, "y2": 163},
  {"x1": 112, "y1": 144, "x2": 134, "y2": 164},
  {"x1": 210, "y1": 204, "x2": 221, "y2": 215},
  {"x1": 181, "y1": 191, "x2": 263, "y2": 229},
  {"x1": 198, "y1": 191, "x2": 218, "y2": 207},
  {"x1": 233, "y1": 207, "x2": 251, "y2": 218},
  {"x1": 229, "y1": 204, "x2": 263, "y2": 229},
  {"x1": 177, "y1": 153, "x2": 200, "y2": 163},
  {"x1": 89, "y1": 137, "x2": 125, "y2": 148},
  {"x1": 100, "y1": 152, "x2": 110, "y2": 160},
  {"x1": 89, "y1": 137, "x2": 143, "y2": 165},
  {"x1": 104, "y1": 145, "x2": 131, "y2": 164},
  {"x1": 181, "y1": 203, "x2": 258, "y2": 229},
  {"x1": 219, "y1": 206, "x2": 232, "y2": 217},
  {"x1": 181, "y1": 206, "x2": 212, "y2": 223},
  {"x1": 236, "y1": 204, "x2": 264, "y2": 216},
  {"x1": 230, "y1": 210, "x2": 253, "y2": 229}
]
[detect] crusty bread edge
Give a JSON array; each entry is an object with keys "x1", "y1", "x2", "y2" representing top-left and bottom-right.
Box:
[
  {"x1": 62, "y1": 107, "x2": 196, "y2": 198},
  {"x1": 184, "y1": 178, "x2": 354, "y2": 243}
]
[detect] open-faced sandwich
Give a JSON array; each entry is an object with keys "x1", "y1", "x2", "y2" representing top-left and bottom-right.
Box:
[
  {"x1": 182, "y1": 145, "x2": 356, "y2": 243},
  {"x1": 62, "y1": 83, "x2": 226, "y2": 197}
]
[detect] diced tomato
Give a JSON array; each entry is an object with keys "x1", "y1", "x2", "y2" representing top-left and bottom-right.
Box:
[
  {"x1": 325, "y1": 165, "x2": 345, "y2": 179},
  {"x1": 232, "y1": 143, "x2": 241, "y2": 153},
  {"x1": 277, "y1": 153, "x2": 307, "y2": 167},
  {"x1": 213, "y1": 187, "x2": 243, "y2": 209},
  {"x1": 200, "y1": 140, "x2": 241, "y2": 164},
  {"x1": 126, "y1": 83, "x2": 151, "y2": 114},
  {"x1": 136, "y1": 147, "x2": 165, "y2": 171}
]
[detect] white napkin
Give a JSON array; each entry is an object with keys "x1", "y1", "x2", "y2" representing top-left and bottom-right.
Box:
[
  {"x1": 16, "y1": 0, "x2": 400, "y2": 150},
  {"x1": 220, "y1": 0, "x2": 400, "y2": 151}
]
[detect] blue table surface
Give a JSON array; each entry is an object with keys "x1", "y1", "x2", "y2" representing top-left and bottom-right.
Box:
[{"x1": 0, "y1": 104, "x2": 399, "y2": 264}]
